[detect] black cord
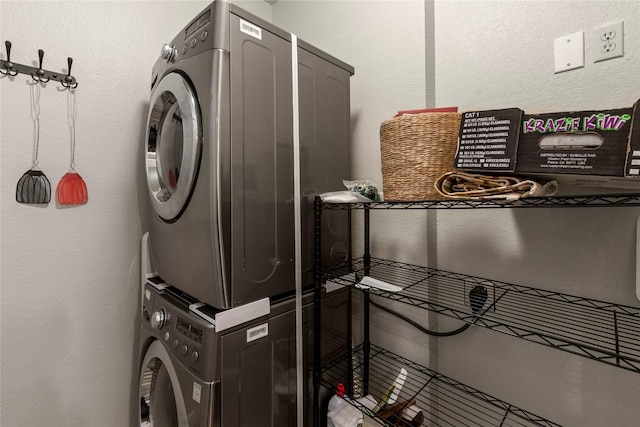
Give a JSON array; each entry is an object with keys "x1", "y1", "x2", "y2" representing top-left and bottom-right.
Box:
[{"x1": 369, "y1": 298, "x2": 471, "y2": 337}]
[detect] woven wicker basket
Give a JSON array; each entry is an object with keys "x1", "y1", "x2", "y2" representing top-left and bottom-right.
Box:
[{"x1": 380, "y1": 112, "x2": 461, "y2": 201}]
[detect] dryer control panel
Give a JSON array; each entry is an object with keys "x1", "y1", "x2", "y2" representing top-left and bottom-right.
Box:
[{"x1": 161, "y1": 3, "x2": 218, "y2": 66}]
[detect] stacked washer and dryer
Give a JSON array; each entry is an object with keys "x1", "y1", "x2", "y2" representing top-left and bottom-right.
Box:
[{"x1": 138, "y1": 1, "x2": 354, "y2": 426}]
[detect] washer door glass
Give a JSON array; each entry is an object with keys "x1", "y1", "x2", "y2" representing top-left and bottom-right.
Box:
[
  {"x1": 146, "y1": 72, "x2": 201, "y2": 222},
  {"x1": 139, "y1": 341, "x2": 188, "y2": 427}
]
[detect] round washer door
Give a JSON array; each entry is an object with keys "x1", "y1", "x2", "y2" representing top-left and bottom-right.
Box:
[
  {"x1": 146, "y1": 72, "x2": 202, "y2": 222},
  {"x1": 139, "y1": 340, "x2": 189, "y2": 427}
]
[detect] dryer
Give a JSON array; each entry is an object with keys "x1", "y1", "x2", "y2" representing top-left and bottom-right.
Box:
[{"x1": 144, "y1": 0, "x2": 353, "y2": 310}]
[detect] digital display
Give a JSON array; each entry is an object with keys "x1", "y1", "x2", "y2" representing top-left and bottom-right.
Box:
[
  {"x1": 184, "y1": 10, "x2": 211, "y2": 41},
  {"x1": 177, "y1": 317, "x2": 203, "y2": 343}
]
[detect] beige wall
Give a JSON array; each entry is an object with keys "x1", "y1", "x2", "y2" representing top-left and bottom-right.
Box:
[
  {"x1": 0, "y1": 2, "x2": 278, "y2": 425},
  {"x1": 275, "y1": 1, "x2": 640, "y2": 426},
  {"x1": 1, "y1": 1, "x2": 639, "y2": 426},
  {"x1": 272, "y1": 0, "x2": 433, "y2": 367},
  {"x1": 432, "y1": 2, "x2": 640, "y2": 425},
  {"x1": 0, "y1": 2, "x2": 210, "y2": 425}
]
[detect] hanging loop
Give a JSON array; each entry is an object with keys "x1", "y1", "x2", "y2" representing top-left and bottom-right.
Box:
[
  {"x1": 31, "y1": 49, "x2": 50, "y2": 83},
  {"x1": 1, "y1": 41, "x2": 78, "y2": 86},
  {"x1": 61, "y1": 57, "x2": 78, "y2": 89},
  {"x1": 67, "y1": 88, "x2": 78, "y2": 170},
  {"x1": 29, "y1": 81, "x2": 42, "y2": 169},
  {"x1": 0, "y1": 41, "x2": 19, "y2": 76}
]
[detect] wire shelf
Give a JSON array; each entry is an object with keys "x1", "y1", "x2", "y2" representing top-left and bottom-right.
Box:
[
  {"x1": 323, "y1": 257, "x2": 640, "y2": 373},
  {"x1": 322, "y1": 343, "x2": 561, "y2": 427},
  {"x1": 321, "y1": 194, "x2": 640, "y2": 210},
  {"x1": 313, "y1": 196, "x2": 640, "y2": 426}
]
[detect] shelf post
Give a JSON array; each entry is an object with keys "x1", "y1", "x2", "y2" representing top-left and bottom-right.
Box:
[
  {"x1": 364, "y1": 203, "x2": 371, "y2": 276},
  {"x1": 313, "y1": 196, "x2": 322, "y2": 427},
  {"x1": 614, "y1": 311, "x2": 620, "y2": 367},
  {"x1": 363, "y1": 203, "x2": 371, "y2": 396}
]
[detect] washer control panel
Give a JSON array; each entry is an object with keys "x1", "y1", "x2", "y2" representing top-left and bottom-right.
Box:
[
  {"x1": 150, "y1": 309, "x2": 166, "y2": 329},
  {"x1": 143, "y1": 279, "x2": 219, "y2": 381}
]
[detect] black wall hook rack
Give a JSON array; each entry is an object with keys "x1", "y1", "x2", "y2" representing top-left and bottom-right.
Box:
[{"x1": 0, "y1": 41, "x2": 78, "y2": 89}]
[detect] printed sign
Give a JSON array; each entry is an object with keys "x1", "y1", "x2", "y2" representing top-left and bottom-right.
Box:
[{"x1": 456, "y1": 108, "x2": 523, "y2": 171}]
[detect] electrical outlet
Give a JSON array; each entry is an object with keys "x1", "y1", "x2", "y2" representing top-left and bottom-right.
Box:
[{"x1": 594, "y1": 21, "x2": 624, "y2": 62}]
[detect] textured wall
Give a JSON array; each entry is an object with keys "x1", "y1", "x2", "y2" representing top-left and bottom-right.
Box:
[
  {"x1": 0, "y1": 2, "x2": 208, "y2": 426},
  {"x1": 432, "y1": 1, "x2": 640, "y2": 426},
  {"x1": 272, "y1": 0, "x2": 431, "y2": 365},
  {"x1": 274, "y1": 0, "x2": 427, "y2": 187},
  {"x1": 0, "y1": 1, "x2": 345, "y2": 425},
  {"x1": 3, "y1": 1, "x2": 637, "y2": 426},
  {"x1": 275, "y1": 1, "x2": 640, "y2": 426}
]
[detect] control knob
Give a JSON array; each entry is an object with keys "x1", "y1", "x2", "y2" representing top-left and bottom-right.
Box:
[
  {"x1": 150, "y1": 309, "x2": 166, "y2": 329},
  {"x1": 161, "y1": 44, "x2": 177, "y2": 62}
]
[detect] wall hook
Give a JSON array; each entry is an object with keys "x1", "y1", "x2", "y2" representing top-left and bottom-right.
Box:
[
  {"x1": 0, "y1": 41, "x2": 19, "y2": 76},
  {"x1": 61, "y1": 57, "x2": 78, "y2": 89},
  {"x1": 31, "y1": 49, "x2": 50, "y2": 83},
  {"x1": 1, "y1": 41, "x2": 79, "y2": 87}
]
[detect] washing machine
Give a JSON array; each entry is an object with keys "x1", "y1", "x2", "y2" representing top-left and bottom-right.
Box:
[
  {"x1": 138, "y1": 278, "x2": 220, "y2": 427},
  {"x1": 138, "y1": 275, "x2": 305, "y2": 427},
  {"x1": 138, "y1": 272, "x2": 351, "y2": 427},
  {"x1": 144, "y1": 0, "x2": 354, "y2": 310}
]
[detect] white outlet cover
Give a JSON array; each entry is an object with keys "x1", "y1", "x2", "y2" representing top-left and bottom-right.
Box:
[
  {"x1": 594, "y1": 21, "x2": 624, "y2": 62},
  {"x1": 554, "y1": 31, "x2": 584, "y2": 73}
]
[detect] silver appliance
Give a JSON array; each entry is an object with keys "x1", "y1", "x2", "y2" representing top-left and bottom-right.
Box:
[
  {"x1": 139, "y1": 278, "x2": 219, "y2": 427},
  {"x1": 145, "y1": 0, "x2": 353, "y2": 310},
  {"x1": 138, "y1": 266, "x2": 351, "y2": 426},
  {"x1": 138, "y1": 276, "x2": 305, "y2": 427}
]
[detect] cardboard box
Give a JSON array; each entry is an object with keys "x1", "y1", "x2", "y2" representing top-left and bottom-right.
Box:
[
  {"x1": 627, "y1": 100, "x2": 640, "y2": 177},
  {"x1": 456, "y1": 101, "x2": 640, "y2": 188},
  {"x1": 516, "y1": 107, "x2": 633, "y2": 176}
]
